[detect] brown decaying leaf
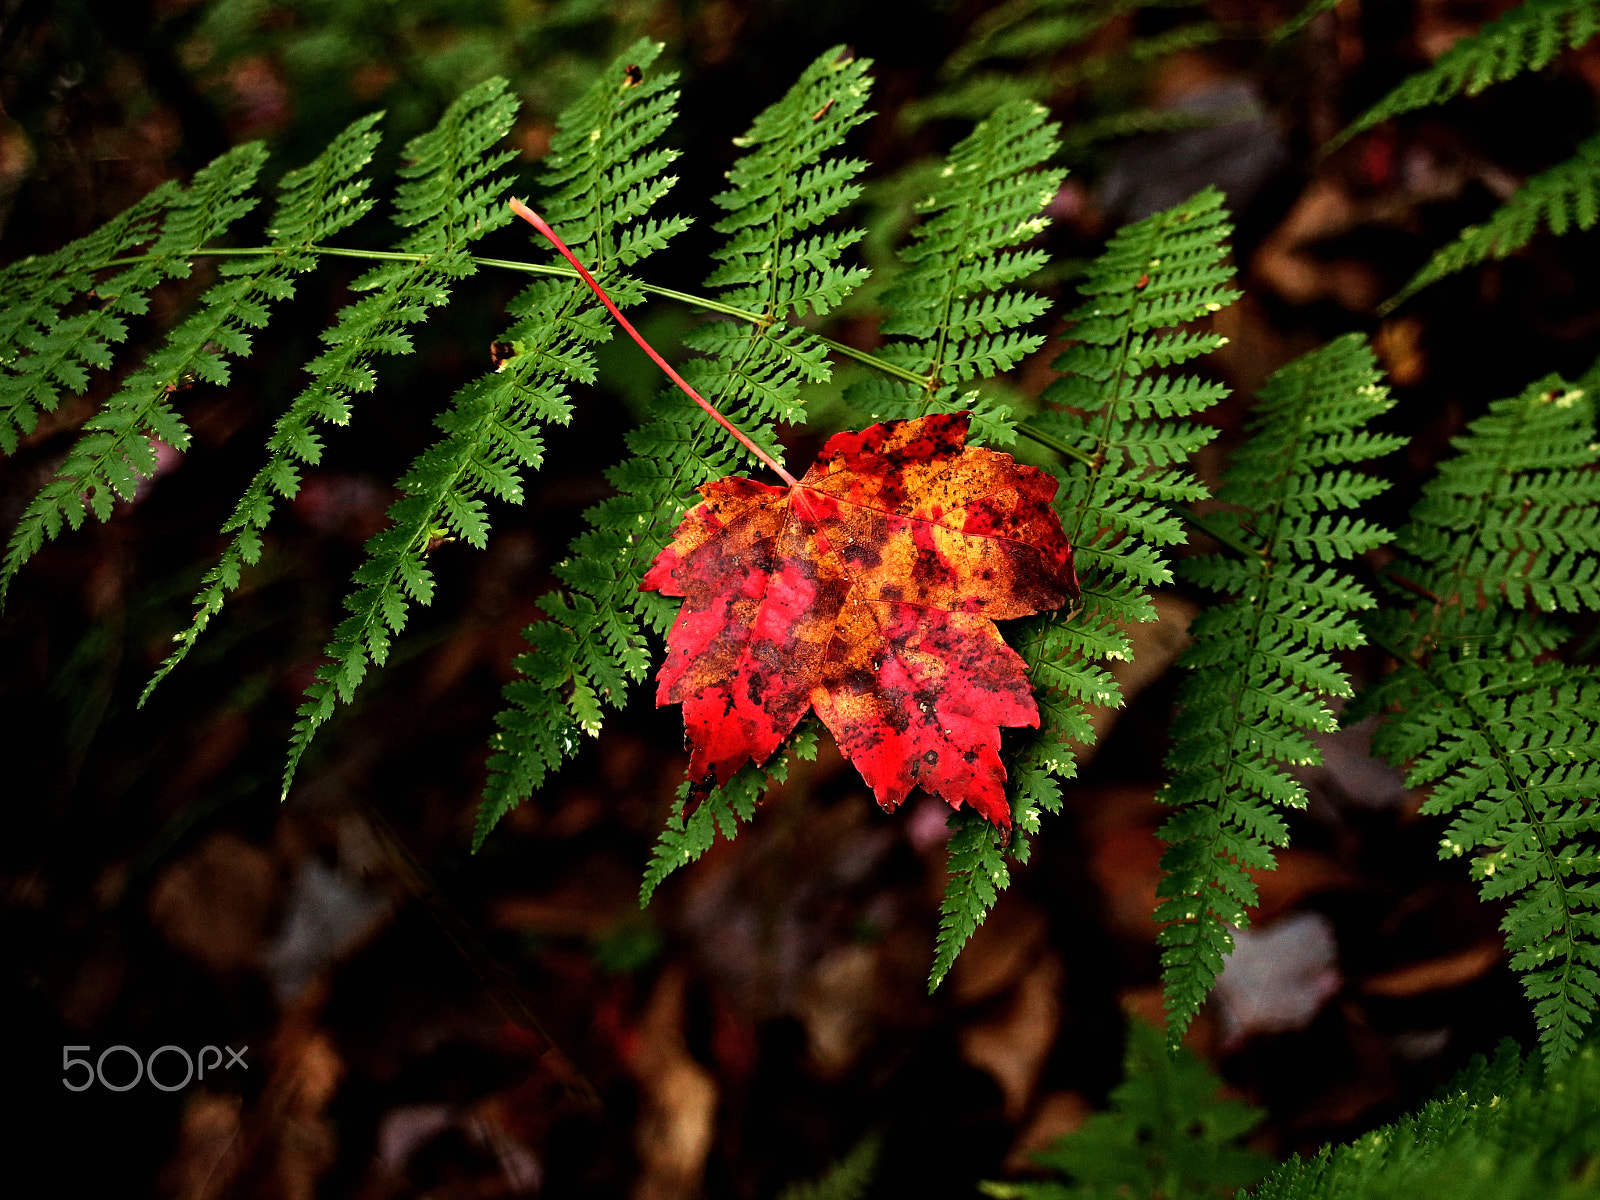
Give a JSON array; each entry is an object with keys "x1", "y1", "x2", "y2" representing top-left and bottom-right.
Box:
[{"x1": 642, "y1": 413, "x2": 1079, "y2": 827}]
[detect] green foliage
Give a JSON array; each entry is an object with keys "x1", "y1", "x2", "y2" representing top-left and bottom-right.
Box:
[
  {"x1": 1156, "y1": 335, "x2": 1403, "y2": 1042},
  {"x1": 904, "y1": 0, "x2": 1218, "y2": 128},
  {"x1": 187, "y1": 0, "x2": 627, "y2": 151},
  {"x1": 477, "y1": 45, "x2": 874, "y2": 848},
  {"x1": 1270, "y1": 0, "x2": 1342, "y2": 45},
  {"x1": 932, "y1": 812, "x2": 1015, "y2": 993},
  {"x1": 282, "y1": 48, "x2": 687, "y2": 792},
  {"x1": 1387, "y1": 129, "x2": 1600, "y2": 311},
  {"x1": 847, "y1": 99, "x2": 1063, "y2": 447},
  {"x1": 1, "y1": 142, "x2": 273, "y2": 601},
  {"x1": 980, "y1": 1019, "x2": 1270, "y2": 1200},
  {"x1": 640, "y1": 725, "x2": 819, "y2": 906},
  {"x1": 0, "y1": 185, "x2": 176, "y2": 455},
  {"x1": 134, "y1": 112, "x2": 385, "y2": 697},
  {"x1": 775, "y1": 1134, "x2": 881, "y2": 1200},
  {"x1": 932, "y1": 187, "x2": 1240, "y2": 990},
  {"x1": 121, "y1": 76, "x2": 523, "y2": 776},
  {"x1": 1332, "y1": 0, "x2": 1600, "y2": 150},
  {"x1": 1251, "y1": 1039, "x2": 1600, "y2": 1200},
  {"x1": 1353, "y1": 378, "x2": 1600, "y2": 1064}
]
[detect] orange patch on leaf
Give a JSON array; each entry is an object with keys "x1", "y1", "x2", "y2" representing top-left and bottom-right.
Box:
[{"x1": 641, "y1": 413, "x2": 1078, "y2": 827}]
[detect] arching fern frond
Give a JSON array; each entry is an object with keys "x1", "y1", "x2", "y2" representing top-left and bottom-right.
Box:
[
  {"x1": 281, "y1": 49, "x2": 689, "y2": 793},
  {"x1": 477, "y1": 46, "x2": 875, "y2": 850},
  {"x1": 0, "y1": 184, "x2": 178, "y2": 455},
  {"x1": 904, "y1": 0, "x2": 1217, "y2": 127},
  {"x1": 1354, "y1": 378, "x2": 1600, "y2": 1064},
  {"x1": 1156, "y1": 334, "x2": 1402, "y2": 1041},
  {"x1": 847, "y1": 99, "x2": 1064, "y2": 446},
  {"x1": 1, "y1": 142, "x2": 274, "y2": 601},
  {"x1": 980, "y1": 1019, "x2": 1269, "y2": 1200},
  {"x1": 1250, "y1": 1040, "x2": 1600, "y2": 1200},
  {"x1": 1386, "y1": 128, "x2": 1600, "y2": 311},
  {"x1": 932, "y1": 187, "x2": 1239, "y2": 989},
  {"x1": 639, "y1": 725, "x2": 820, "y2": 905},
  {"x1": 141, "y1": 81, "x2": 519, "y2": 725},
  {"x1": 1270, "y1": 0, "x2": 1342, "y2": 44},
  {"x1": 1386, "y1": 378, "x2": 1600, "y2": 613},
  {"x1": 130, "y1": 112, "x2": 384, "y2": 693},
  {"x1": 1332, "y1": 0, "x2": 1600, "y2": 151}
]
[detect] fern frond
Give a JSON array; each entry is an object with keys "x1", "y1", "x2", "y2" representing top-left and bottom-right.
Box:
[
  {"x1": 980, "y1": 1018, "x2": 1269, "y2": 1200},
  {"x1": 639, "y1": 724, "x2": 819, "y2": 906},
  {"x1": 145, "y1": 84, "x2": 519, "y2": 728},
  {"x1": 1393, "y1": 377, "x2": 1600, "y2": 613},
  {"x1": 1357, "y1": 378, "x2": 1600, "y2": 1064},
  {"x1": 904, "y1": 0, "x2": 1216, "y2": 126},
  {"x1": 1387, "y1": 129, "x2": 1600, "y2": 311},
  {"x1": 126, "y1": 114, "x2": 384, "y2": 693},
  {"x1": 1250, "y1": 1040, "x2": 1600, "y2": 1200},
  {"x1": 1155, "y1": 335, "x2": 1403, "y2": 1042},
  {"x1": 1332, "y1": 0, "x2": 1600, "y2": 150},
  {"x1": 931, "y1": 187, "x2": 1239, "y2": 990},
  {"x1": 1, "y1": 142, "x2": 275, "y2": 601},
  {"x1": 776, "y1": 1133, "x2": 881, "y2": 1200},
  {"x1": 0, "y1": 183, "x2": 179, "y2": 454},
  {"x1": 280, "y1": 50, "x2": 691, "y2": 795},
  {"x1": 931, "y1": 812, "x2": 1015, "y2": 988},
  {"x1": 1271, "y1": 0, "x2": 1342, "y2": 44},
  {"x1": 478, "y1": 47, "x2": 875, "y2": 849},
  {"x1": 848, "y1": 99, "x2": 1064, "y2": 446}
]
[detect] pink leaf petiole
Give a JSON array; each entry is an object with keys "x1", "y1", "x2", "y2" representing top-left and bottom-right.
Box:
[{"x1": 507, "y1": 198, "x2": 799, "y2": 488}]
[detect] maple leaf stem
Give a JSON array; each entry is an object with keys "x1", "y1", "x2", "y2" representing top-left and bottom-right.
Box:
[{"x1": 508, "y1": 198, "x2": 800, "y2": 487}]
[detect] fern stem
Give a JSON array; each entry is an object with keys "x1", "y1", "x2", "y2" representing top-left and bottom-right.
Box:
[
  {"x1": 103, "y1": 242, "x2": 960, "y2": 413},
  {"x1": 1173, "y1": 504, "x2": 1268, "y2": 559},
  {"x1": 103, "y1": 244, "x2": 1107, "y2": 478},
  {"x1": 1013, "y1": 420, "x2": 1110, "y2": 469}
]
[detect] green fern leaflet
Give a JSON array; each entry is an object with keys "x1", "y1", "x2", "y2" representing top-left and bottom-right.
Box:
[
  {"x1": 1, "y1": 142, "x2": 272, "y2": 602},
  {"x1": 980, "y1": 1019, "x2": 1270, "y2": 1200},
  {"x1": 282, "y1": 46, "x2": 689, "y2": 793},
  {"x1": 143, "y1": 78, "x2": 522, "y2": 731},
  {"x1": 1387, "y1": 128, "x2": 1600, "y2": 311},
  {"x1": 1356, "y1": 378, "x2": 1600, "y2": 1064},
  {"x1": 932, "y1": 186, "x2": 1240, "y2": 990},
  {"x1": 1157, "y1": 334, "x2": 1402, "y2": 1042},
  {"x1": 1252, "y1": 1040, "x2": 1600, "y2": 1200},
  {"x1": 1332, "y1": 0, "x2": 1600, "y2": 150},
  {"x1": 848, "y1": 98, "x2": 1064, "y2": 446}
]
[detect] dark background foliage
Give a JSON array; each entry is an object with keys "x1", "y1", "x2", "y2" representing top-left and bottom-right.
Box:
[{"x1": 2, "y1": 1, "x2": 1596, "y2": 1195}]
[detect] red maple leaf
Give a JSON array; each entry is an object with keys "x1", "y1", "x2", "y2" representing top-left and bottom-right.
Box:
[
  {"x1": 504, "y1": 200, "x2": 1077, "y2": 828},
  {"x1": 641, "y1": 413, "x2": 1078, "y2": 828}
]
